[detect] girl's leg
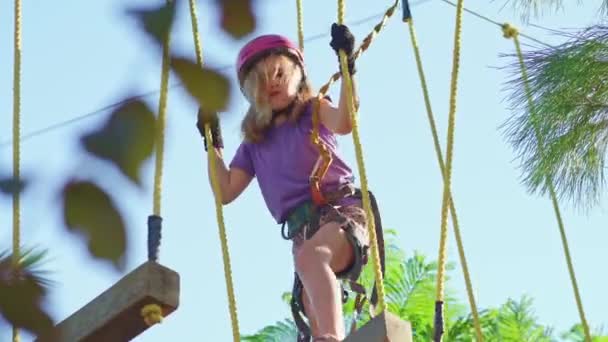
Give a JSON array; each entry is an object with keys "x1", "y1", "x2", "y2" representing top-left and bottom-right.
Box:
[
  {"x1": 301, "y1": 287, "x2": 319, "y2": 336},
  {"x1": 294, "y1": 221, "x2": 354, "y2": 340}
]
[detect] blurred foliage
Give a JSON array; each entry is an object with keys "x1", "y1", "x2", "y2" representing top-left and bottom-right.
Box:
[
  {"x1": 62, "y1": 180, "x2": 127, "y2": 271},
  {"x1": 81, "y1": 99, "x2": 156, "y2": 186},
  {"x1": 171, "y1": 56, "x2": 231, "y2": 113},
  {"x1": 1, "y1": 0, "x2": 255, "y2": 334},
  {"x1": 0, "y1": 249, "x2": 57, "y2": 340},
  {"x1": 217, "y1": 0, "x2": 256, "y2": 39}
]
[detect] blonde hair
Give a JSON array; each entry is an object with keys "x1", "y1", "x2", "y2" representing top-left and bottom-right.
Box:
[{"x1": 240, "y1": 51, "x2": 314, "y2": 143}]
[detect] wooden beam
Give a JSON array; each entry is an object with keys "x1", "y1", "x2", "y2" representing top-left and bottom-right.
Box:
[
  {"x1": 345, "y1": 311, "x2": 413, "y2": 342},
  {"x1": 40, "y1": 261, "x2": 179, "y2": 342}
]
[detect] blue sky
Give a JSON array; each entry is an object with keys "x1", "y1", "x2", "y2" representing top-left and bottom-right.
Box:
[{"x1": 1, "y1": 0, "x2": 606, "y2": 341}]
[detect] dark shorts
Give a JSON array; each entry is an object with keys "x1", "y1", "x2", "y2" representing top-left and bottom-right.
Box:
[{"x1": 290, "y1": 202, "x2": 369, "y2": 280}]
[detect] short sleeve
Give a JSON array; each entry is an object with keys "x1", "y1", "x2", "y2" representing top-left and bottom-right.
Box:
[{"x1": 229, "y1": 142, "x2": 255, "y2": 176}]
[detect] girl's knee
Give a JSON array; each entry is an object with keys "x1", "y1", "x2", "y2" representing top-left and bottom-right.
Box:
[{"x1": 294, "y1": 242, "x2": 331, "y2": 275}]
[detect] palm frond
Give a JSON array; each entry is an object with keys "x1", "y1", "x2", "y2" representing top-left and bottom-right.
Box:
[
  {"x1": 495, "y1": 295, "x2": 554, "y2": 341},
  {"x1": 500, "y1": 0, "x2": 608, "y2": 22},
  {"x1": 501, "y1": 25, "x2": 608, "y2": 210},
  {"x1": 561, "y1": 323, "x2": 608, "y2": 341},
  {"x1": 501, "y1": 0, "x2": 566, "y2": 22},
  {"x1": 0, "y1": 247, "x2": 56, "y2": 340},
  {"x1": 241, "y1": 318, "x2": 298, "y2": 341}
]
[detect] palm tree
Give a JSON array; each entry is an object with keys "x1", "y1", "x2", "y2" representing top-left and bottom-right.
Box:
[
  {"x1": 562, "y1": 323, "x2": 608, "y2": 341},
  {"x1": 479, "y1": 296, "x2": 554, "y2": 341},
  {"x1": 501, "y1": 25, "x2": 608, "y2": 211},
  {"x1": 502, "y1": 0, "x2": 608, "y2": 22}
]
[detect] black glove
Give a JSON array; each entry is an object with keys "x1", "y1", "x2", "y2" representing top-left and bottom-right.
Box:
[
  {"x1": 196, "y1": 109, "x2": 223, "y2": 151},
  {"x1": 329, "y1": 23, "x2": 356, "y2": 75}
]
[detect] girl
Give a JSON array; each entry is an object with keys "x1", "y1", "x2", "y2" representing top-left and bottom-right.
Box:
[{"x1": 199, "y1": 24, "x2": 369, "y2": 342}]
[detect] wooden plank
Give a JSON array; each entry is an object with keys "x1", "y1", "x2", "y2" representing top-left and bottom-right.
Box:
[
  {"x1": 39, "y1": 261, "x2": 180, "y2": 342},
  {"x1": 345, "y1": 311, "x2": 413, "y2": 342}
]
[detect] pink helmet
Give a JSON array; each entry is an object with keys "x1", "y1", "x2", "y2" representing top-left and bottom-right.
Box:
[{"x1": 236, "y1": 34, "x2": 305, "y2": 86}]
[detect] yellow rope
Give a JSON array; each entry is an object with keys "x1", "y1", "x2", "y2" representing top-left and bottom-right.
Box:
[
  {"x1": 433, "y1": 0, "x2": 465, "y2": 339},
  {"x1": 189, "y1": 1, "x2": 240, "y2": 341},
  {"x1": 296, "y1": 0, "x2": 305, "y2": 51},
  {"x1": 405, "y1": 15, "x2": 483, "y2": 342},
  {"x1": 12, "y1": 0, "x2": 22, "y2": 341},
  {"x1": 503, "y1": 23, "x2": 592, "y2": 342},
  {"x1": 317, "y1": 1, "x2": 398, "y2": 96},
  {"x1": 141, "y1": 304, "x2": 163, "y2": 326},
  {"x1": 335, "y1": 0, "x2": 386, "y2": 316},
  {"x1": 152, "y1": 0, "x2": 172, "y2": 217},
  {"x1": 309, "y1": 0, "x2": 398, "y2": 193}
]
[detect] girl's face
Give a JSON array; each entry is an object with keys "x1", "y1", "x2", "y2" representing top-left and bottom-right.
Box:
[{"x1": 247, "y1": 54, "x2": 303, "y2": 112}]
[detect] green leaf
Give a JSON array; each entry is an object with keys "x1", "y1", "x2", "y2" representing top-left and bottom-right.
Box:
[
  {"x1": 171, "y1": 56, "x2": 231, "y2": 112},
  {"x1": 127, "y1": 1, "x2": 175, "y2": 45},
  {"x1": 62, "y1": 181, "x2": 127, "y2": 271},
  {"x1": 217, "y1": 0, "x2": 256, "y2": 39},
  {"x1": 0, "y1": 177, "x2": 27, "y2": 196},
  {"x1": 0, "y1": 249, "x2": 56, "y2": 340},
  {"x1": 81, "y1": 99, "x2": 156, "y2": 185}
]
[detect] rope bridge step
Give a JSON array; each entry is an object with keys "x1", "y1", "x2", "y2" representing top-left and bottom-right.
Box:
[
  {"x1": 38, "y1": 261, "x2": 180, "y2": 342},
  {"x1": 344, "y1": 311, "x2": 413, "y2": 342}
]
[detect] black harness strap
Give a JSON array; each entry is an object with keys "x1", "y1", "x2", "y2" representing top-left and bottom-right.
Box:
[{"x1": 364, "y1": 189, "x2": 386, "y2": 308}]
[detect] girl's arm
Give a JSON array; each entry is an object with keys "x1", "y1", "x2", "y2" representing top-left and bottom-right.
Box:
[
  {"x1": 319, "y1": 75, "x2": 359, "y2": 135},
  {"x1": 208, "y1": 148, "x2": 253, "y2": 205}
]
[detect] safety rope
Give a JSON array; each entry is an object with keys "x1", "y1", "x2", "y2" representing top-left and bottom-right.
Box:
[
  {"x1": 334, "y1": 0, "x2": 387, "y2": 316},
  {"x1": 142, "y1": 0, "x2": 173, "y2": 328},
  {"x1": 403, "y1": 3, "x2": 483, "y2": 341},
  {"x1": 316, "y1": 2, "x2": 399, "y2": 97},
  {"x1": 152, "y1": 0, "x2": 171, "y2": 218},
  {"x1": 188, "y1": 1, "x2": 240, "y2": 341},
  {"x1": 295, "y1": 0, "x2": 305, "y2": 51},
  {"x1": 432, "y1": 0, "x2": 465, "y2": 340},
  {"x1": 309, "y1": 1, "x2": 399, "y2": 189},
  {"x1": 12, "y1": 0, "x2": 22, "y2": 341},
  {"x1": 502, "y1": 23, "x2": 592, "y2": 342}
]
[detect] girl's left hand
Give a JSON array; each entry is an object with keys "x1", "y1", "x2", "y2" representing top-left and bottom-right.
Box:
[{"x1": 329, "y1": 23, "x2": 355, "y2": 56}]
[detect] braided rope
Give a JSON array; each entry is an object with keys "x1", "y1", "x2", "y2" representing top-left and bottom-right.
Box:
[
  {"x1": 152, "y1": 1, "x2": 172, "y2": 217},
  {"x1": 433, "y1": 0, "x2": 465, "y2": 339},
  {"x1": 12, "y1": 0, "x2": 22, "y2": 340},
  {"x1": 189, "y1": 1, "x2": 240, "y2": 340},
  {"x1": 405, "y1": 12, "x2": 483, "y2": 341},
  {"x1": 503, "y1": 23, "x2": 592, "y2": 342},
  {"x1": 309, "y1": 0, "x2": 399, "y2": 188},
  {"x1": 296, "y1": 0, "x2": 305, "y2": 51}
]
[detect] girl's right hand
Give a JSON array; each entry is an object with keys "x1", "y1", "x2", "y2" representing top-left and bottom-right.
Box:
[{"x1": 196, "y1": 109, "x2": 224, "y2": 151}]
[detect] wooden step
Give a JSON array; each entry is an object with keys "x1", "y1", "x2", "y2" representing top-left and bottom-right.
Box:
[
  {"x1": 39, "y1": 261, "x2": 179, "y2": 342},
  {"x1": 345, "y1": 311, "x2": 413, "y2": 342}
]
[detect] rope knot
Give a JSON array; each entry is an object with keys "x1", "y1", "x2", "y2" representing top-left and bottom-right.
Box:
[
  {"x1": 141, "y1": 304, "x2": 163, "y2": 326},
  {"x1": 502, "y1": 23, "x2": 518, "y2": 39}
]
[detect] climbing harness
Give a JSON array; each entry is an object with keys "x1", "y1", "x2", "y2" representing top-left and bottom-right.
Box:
[{"x1": 281, "y1": 184, "x2": 386, "y2": 342}]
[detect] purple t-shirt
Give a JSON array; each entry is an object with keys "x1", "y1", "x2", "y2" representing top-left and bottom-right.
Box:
[{"x1": 229, "y1": 101, "x2": 356, "y2": 223}]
